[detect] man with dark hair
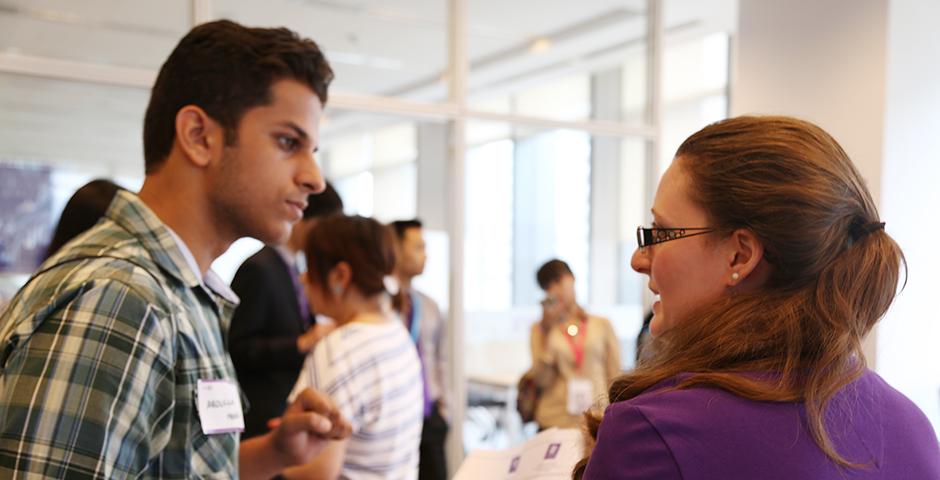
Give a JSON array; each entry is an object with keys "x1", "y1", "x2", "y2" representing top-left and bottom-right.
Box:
[
  {"x1": 143, "y1": 20, "x2": 332, "y2": 174},
  {"x1": 389, "y1": 219, "x2": 450, "y2": 480},
  {"x1": 0, "y1": 20, "x2": 350, "y2": 479},
  {"x1": 229, "y1": 182, "x2": 343, "y2": 439}
]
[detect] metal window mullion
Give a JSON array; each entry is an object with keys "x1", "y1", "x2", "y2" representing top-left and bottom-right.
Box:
[
  {"x1": 445, "y1": 0, "x2": 468, "y2": 472},
  {"x1": 191, "y1": 0, "x2": 213, "y2": 26},
  {"x1": 0, "y1": 52, "x2": 155, "y2": 88},
  {"x1": 642, "y1": 0, "x2": 664, "y2": 316},
  {"x1": 0, "y1": 63, "x2": 653, "y2": 140},
  {"x1": 464, "y1": 109, "x2": 655, "y2": 139}
]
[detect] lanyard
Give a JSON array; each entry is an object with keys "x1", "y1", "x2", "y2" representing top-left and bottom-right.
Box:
[
  {"x1": 407, "y1": 291, "x2": 421, "y2": 344},
  {"x1": 564, "y1": 315, "x2": 588, "y2": 370}
]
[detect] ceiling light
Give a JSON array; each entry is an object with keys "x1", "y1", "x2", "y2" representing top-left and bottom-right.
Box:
[{"x1": 529, "y1": 37, "x2": 553, "y2": 54}]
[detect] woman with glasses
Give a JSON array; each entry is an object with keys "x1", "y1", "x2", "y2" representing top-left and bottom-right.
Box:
[{"x1": 574, "y1": 116, "x2": 939, "y2": 479}]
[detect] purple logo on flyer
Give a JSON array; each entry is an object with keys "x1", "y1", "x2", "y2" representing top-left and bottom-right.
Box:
[
  {"x1": 509, "y1": 456, "x2": 521, "y2": 473},
  {"x1": 545, "y1": 443, "x2": 561, "y2": 459}
]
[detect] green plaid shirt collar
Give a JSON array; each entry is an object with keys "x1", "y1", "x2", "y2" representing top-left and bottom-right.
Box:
[
  {"x1": 108, "y1": 190, "x2": 203, "y2": 289},
  {"x1": 106, "y1": 190, "x2": 239, "y2": 307}
]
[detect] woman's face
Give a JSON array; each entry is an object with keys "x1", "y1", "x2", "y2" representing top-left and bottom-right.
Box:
[
  {"x1": 545, "y1": 274, "x2": 577, "y2": 309},
  {"x1": 631, "y1": 159, "x2": 731, "y2": 337}
]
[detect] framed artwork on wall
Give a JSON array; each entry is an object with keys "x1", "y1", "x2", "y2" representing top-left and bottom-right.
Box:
[{"x1": 0, "y1": 162, "x2": 53, "y2": 274}]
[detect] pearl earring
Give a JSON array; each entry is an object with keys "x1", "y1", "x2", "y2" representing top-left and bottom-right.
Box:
[{"x1": 731, "y1": 272, "x2": 740, "y2": 281}]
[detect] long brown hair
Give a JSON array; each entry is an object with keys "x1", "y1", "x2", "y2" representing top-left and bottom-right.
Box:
[{"x1": 573, "y1": 116, "x2": 905, "y2": 477}]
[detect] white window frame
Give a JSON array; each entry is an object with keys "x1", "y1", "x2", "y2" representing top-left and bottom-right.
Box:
[{"x1": 0, "y1": 0, "x2": 668, "y2": 466}]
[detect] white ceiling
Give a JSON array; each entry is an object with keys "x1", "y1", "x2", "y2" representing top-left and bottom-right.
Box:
[
  {"x1": 0, "y1": 0, "x2": 737, "y2": 167},
  {"x1": 0, "y1": 0, "x2": 737, "y2": 100}
]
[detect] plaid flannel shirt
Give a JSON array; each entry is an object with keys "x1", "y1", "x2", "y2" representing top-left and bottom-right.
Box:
[{"x1": 0, "y1": 190, "x2": 242, "y2": 479}]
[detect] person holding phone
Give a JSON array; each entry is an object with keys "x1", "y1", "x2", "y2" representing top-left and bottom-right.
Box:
[{"x1": 528, "y1": 259, "x2": 622, "y2": 430}]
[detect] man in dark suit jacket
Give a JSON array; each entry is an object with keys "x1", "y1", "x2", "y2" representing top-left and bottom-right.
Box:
[{"x1": 229, "y1": 182, "x2": 343, "y2": 438}]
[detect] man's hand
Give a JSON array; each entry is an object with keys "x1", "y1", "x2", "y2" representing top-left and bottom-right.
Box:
[
  {"x1": 267, "y1": 387, "x2": 352, "y2": 467},
  {"x1": 296, "y1": 323, "x2": 335, "y2": 354},
  {"x1": 239, "y1": 388, "x2": 351, "y2": 479}
]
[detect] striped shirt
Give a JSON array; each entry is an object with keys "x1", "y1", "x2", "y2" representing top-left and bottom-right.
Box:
[
  {"x1": 291, "y1": 318, "x2": 423, "y2": 480},
  {"x1": 0, "y1": 190, "x2": 242, "y2": 479}
]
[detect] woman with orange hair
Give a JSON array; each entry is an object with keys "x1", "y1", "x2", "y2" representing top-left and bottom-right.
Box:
[{"x1": 575, "y1": 116, "x2": 939, "y2": 479}]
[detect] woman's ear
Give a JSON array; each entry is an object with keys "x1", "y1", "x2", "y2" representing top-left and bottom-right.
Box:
[
  {"x1": 726, "y1": 228, "x2": 765, "y2": 287},
  {"x1": 328, "y1": 261, "x2": 353, "y2": 297}
]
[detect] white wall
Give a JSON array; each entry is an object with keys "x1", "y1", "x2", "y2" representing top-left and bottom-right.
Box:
[
  {"x1": 731, "y1": 0, "x2": 889, "y2": 365},
  {"x1": 878, "y1": 0, "x2": 940, "y2": 433},
  {"x1": 732, "y1": 0, "x2": 888, "y2": 205},
  {"x1": 732, "y1": 0, "x2": 940, "y2": 435}
]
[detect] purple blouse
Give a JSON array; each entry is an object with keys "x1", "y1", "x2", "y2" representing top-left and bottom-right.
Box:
[{"x1": 583, "y1": 369, "x2": 940, "y2": 479}]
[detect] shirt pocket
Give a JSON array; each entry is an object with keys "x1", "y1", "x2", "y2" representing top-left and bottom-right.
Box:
[{"x1": 188, "y1": 428, "x2": 238, "y2": 478}]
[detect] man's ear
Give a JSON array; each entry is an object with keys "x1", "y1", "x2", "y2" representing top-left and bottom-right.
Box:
[
  {"x1": 174, "y1": 105, "x2": 223, "y2": 168},
  {"x1": 726, "y1": 228, "x2": 765, "y2": 286}
]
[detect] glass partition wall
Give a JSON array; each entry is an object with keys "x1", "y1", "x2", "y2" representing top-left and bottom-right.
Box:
[{"x1": 0, "y1": 0, "x2": 736, "y2": 467}]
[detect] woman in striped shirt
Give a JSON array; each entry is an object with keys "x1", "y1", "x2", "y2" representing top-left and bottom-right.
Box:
[{"x1": 281, "y1": 215, "x2": 424, "y2": 480}]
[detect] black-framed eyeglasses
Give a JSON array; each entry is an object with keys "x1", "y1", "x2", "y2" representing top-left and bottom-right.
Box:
[{"x1": 636, "y1": 226, "x2": 715, "y2": 248}]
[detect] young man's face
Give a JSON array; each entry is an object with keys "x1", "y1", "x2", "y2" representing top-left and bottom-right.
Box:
[
  {"x1": 396, "y1": 227, "x2": 427, "y2": 279},
  {"x1": 208, "y1": 79, "x2": 325, "y2": 245},
  {"x1": 287, "y1": 215, "x2": 318, "y2": 252}
]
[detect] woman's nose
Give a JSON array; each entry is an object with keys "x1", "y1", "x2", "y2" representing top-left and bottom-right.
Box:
[{"x1": 631, "y1": 247, "x2": 650, "y2": 275}]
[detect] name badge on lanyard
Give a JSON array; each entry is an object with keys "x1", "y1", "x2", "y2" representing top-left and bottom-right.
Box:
[
  {"x1": 567, "y1": 378, "x2": 594, "y2": 415},
  {"x1": 564, "y1": 316, "x2": 592, "y2": 415},
  {"x1": 196, "y1": 379, "x2": 245, "y2": 435}
]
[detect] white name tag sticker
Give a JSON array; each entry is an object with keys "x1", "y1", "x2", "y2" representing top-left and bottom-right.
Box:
[
  {"x1": 196, "y1": 379, "x2": 245, "y2": 435},
  {"x1": 566, "y1": 378, "x2": 594, "y2": 415}
]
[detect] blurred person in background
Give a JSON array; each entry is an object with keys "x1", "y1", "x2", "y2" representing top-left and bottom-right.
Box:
[
  {"x1": 529, "y1": 259, "x2": 621, "y2": 430},
  {"x1": 230, "y1": 182, "x2": 343, "y2": 438},
  {"x1": 44, "y1": 178, "x2": 123, "y2": 260},
  {"x1": 389, "y1": 219, "x2": 450, "y2": 480},
  {"x1": 0, "y1": 178, "x2": 122, "y2": 314},
  {"x1": 283, "y1": 215, "x2": 423, "y2": 479},
  {"x1": 634, "y1": 310, "x2": 654, "y2": 365}
]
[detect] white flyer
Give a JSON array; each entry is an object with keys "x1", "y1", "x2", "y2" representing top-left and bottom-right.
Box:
[{"x1": 454, "y1": 428, "x2": 584, "y2": 480}]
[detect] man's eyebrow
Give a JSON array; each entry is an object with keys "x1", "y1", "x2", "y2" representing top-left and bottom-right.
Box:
[
  {"x1": 278, "y1": 121, "x2": 318, "y2": 152},
  {"x1": 278, "y1": 121, "x2": 309, "y2": 141}
]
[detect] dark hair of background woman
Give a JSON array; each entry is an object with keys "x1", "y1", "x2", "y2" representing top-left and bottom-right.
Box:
[
  {"x1": 45, "y1": 179, "x2": 123, "y2": 260},
  {"x1": 304, "y1": 215, "x2": 397, "y2": 296}
]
